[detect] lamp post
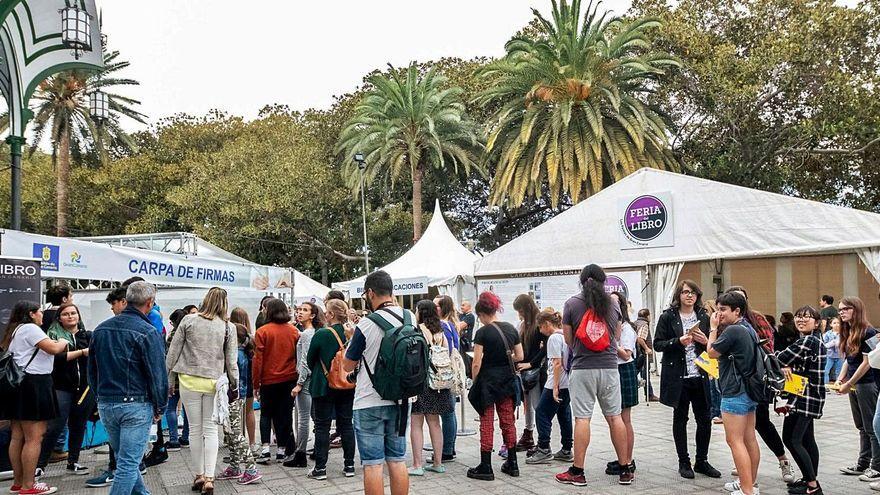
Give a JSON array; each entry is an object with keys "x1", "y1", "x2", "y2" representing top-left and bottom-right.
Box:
[
  {"x1": 60, "y1": 4, "x2": 92, "y2": 60},
  {"x1": 354, "y1": 153, "x2": 370, "y2": 274},
  {"x1": 2, "y1": 1, "x2": 102, "y2": 230},
  {"x1": 89, "y1": 89, "x2": 109, "y2": 122}
]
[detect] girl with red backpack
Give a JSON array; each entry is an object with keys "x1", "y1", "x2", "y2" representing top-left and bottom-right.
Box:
[{"x1": 555, "y1": 264, "x2": 633, "y2": 487}]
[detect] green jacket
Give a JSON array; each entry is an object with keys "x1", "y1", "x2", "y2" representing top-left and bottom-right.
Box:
[{"x1": 307, "y1": 324, "x2": 347, "y2": 398}]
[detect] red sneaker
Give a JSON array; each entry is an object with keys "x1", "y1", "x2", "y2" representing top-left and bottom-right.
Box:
[
  {"x1": 18, "y1": 483, "x2": 57, "y2": 495},
  {"x1": 556, "y1": 470, "x2": 587, "y2": 486},
  {"x1": 8, "y1": 485, "x2": 21, "y2": 493}
]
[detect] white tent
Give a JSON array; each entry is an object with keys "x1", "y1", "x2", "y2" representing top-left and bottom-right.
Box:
[
  {"x1": 475, "y1": 168, "x2": 880, "y2": 325},
  {"x1": 293, "y1": 270, "x2": 331, "y2": 305},
  {"x1": 334, "y1": 200, "x2": 481, "y2": 304},
  {"x1": 0, "y1": 230, "x2": 331, "y2": 328}
]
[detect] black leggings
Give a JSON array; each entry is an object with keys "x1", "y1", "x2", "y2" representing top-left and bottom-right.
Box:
[
  {"x1": 782, "y1": 413, "x2": 819, "y2": 482},
  {"x1": 756, "y1": 402, "x2": 786, "y2": 458}
]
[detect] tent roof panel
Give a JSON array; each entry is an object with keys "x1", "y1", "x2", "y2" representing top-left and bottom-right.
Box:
[
  {"x1": 334, "y1": 201, "x2": 480, "y2": 291},
  {"x1": 475, "y1": 168, "x2": 880, "y2": 277}
]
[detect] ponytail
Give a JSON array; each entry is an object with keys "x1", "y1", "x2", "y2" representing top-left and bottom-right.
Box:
[{"x1": 579, "y1": 264, "x2": 610, "y2": 322}]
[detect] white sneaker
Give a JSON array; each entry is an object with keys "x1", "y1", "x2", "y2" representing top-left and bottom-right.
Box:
[
  {"x1": 724, "y1": 480, "x2": 742, "y2": 492},
  {"x1": 870, "y1": 480, "x2": 880, "y2": 491},
  {"x1": 780, "y1": 460, "x2": 794, "y2": 483},
  {"x1": 725, "y1": 480, "x2": 759, "y2": 492},
  {"x1": 861, "y1": 468, "x2": 880, "y2": 482}
]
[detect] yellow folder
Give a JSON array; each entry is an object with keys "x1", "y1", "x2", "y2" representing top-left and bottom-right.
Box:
[
  {"x1": 695, "y1": 352, "x2": 719, "y2": 379},
  {"x1": 784, "y1": 373, "x2": 808, "y2": 397}
]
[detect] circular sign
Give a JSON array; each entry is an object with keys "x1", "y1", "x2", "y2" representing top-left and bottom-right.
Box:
[
  {"x1": 604, "y1": 275, "x2": 629, "y2": 299},
  {"x1": 624, "y1": 195, "x2": 667, "y2": 242}
]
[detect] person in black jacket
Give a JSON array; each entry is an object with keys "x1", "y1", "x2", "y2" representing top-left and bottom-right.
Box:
[
  {"x1": 511, "y1": 294, "x2": 547, "y2": 454},
  {"x1": 654, "y1": 280, "x2": 721, "y2": 479},
  {"x1": 37, "y1": 303, "x2": 93, "y2": 475}
]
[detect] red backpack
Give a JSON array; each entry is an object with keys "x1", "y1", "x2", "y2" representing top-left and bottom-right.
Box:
[{"x1": 575, "y1": 308, "x2": 611, "y2": 352}]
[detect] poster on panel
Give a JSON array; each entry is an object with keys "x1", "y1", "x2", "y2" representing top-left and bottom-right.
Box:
[{"x1": 0, "y1": 257, "x2": 41, "y2": 327}]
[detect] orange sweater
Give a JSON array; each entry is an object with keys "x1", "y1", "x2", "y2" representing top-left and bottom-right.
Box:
[{"x1": 253, "y1": 322, "x2": 300, "y2": 391}]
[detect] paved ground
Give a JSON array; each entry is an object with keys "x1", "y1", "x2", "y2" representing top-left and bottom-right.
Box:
[{"x1": 8, "y1": 379, "x2": 868, "y2": 494}]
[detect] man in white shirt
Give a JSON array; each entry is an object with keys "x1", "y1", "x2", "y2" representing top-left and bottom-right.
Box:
[{"x1": 344, "y1": 271, "x2": 414, "y2": 495}]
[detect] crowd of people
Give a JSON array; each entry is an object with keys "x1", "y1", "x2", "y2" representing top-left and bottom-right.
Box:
[{"x1": 0, "y1": 265, "x2": 878, "y2": 495}]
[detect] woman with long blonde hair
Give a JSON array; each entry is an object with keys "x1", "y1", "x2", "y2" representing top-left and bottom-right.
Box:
[
  {"x1": 167, "y1": 288, "x2": 239, "y2": 494},
  {"x1": 834, "y1": 297, "x2": 880, "y2": 479}
]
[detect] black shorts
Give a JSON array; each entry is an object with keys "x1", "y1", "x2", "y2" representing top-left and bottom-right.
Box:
[{"x1": 0, "y1": 373, "x2": 59, "y2": 421}]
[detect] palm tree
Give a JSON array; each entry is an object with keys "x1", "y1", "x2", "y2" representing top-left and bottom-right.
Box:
[
  {"x1": 2, "y1": 48, "x2": 146, "y2": 236},
  {"x1": 478, "y1": 0, "x2": 681, "y2": 208},
  {"x1": 336, "y1": 63, "x2": 483, "y2": 243}
]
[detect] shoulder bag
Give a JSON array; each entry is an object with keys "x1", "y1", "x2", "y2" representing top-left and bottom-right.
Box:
[{"x1": 490, "y1": 322, "x2": 523, "y2": 407}]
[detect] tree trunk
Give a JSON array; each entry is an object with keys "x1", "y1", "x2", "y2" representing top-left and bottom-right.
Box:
[
  {"x1": 56, "y1": 128, "x2": 71, "y2": 237},
  {"x1": 319, "y1": 255, "x2": 329, "y2": 287},
  {"x1": 412, "y1": 162, "x2": 423, "y2": 243}
]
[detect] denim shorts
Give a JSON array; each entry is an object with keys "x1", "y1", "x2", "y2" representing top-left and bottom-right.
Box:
[
  {"x1": 353, "y1": 405, "x2": 407, "y2": 465},
  {"x1": 720, "y1": 392, "x2": 758, "y2": 416}
]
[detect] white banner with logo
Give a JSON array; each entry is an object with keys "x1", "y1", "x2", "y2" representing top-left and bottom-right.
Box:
[
  {"x1": 0, "y1": 230, "x2": 291, "y2": 290},
  {"x1": 476, "y1": 270, "x2": 644, "y2": 327},
  {"x1": 351, "y1": 276, "x2": 429, "y2": 297},
  {"x1": 618, "y1": 191, "x2": 674, "y2": 250}
]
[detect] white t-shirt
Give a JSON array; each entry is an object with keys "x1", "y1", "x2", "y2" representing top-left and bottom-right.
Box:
[
  {"x1": 344, "y1": 306, "x2": 417, "y2": 411},
  {"x1": 680, "y1": 311, "x2": 701, "y2": 377},
  {"x1": 617, "y1": 324, "x2": 637, "y2": 365},
  {"x1": 8, "y1": 323, "x2": 54, "y2": 375},
  {"x1": 544, "y1": 331, "x2": 570, "y2": 390}
]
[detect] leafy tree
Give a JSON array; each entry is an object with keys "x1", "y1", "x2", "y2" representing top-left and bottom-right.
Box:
[
  {"x1": 478, "y1": 0, "x2": 680, "y2": 208},
  {"x1": 2, "y1": 48, "x2": 146, "y2": 236},
  {"x1": 336, "y1": 63, "x2": 483, "y2": 243},
  {"x1": 632, "y1": 0, "x2": 880, "y2": 210}
]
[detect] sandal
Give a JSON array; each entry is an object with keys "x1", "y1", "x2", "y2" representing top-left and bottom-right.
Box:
[
  {"x1": 201, "y1": 477, "x2": 214, "y2": 495},
  {"x1": 191, "y1": 475, "x2": 205, "y2": 492}
]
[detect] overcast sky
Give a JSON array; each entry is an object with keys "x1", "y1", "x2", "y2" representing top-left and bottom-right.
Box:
[{"x1": 100, "y1": 0, "x2": 632, "y2": 131}]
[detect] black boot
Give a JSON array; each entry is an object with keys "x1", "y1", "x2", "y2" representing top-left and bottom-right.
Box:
[
  {"x1": 467, "y1": 451, "x2": 494, "y2": 481},
  {"x1": 282, "y1": 451, "x2": 308, "y2": 468},
  {"x1": 501, "y1": 448, "x2": 520, "y2": 477}
]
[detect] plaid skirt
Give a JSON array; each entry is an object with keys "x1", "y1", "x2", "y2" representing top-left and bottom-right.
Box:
[{"x1": 618, "y1": 361, "x2": 639, "y2": 409}]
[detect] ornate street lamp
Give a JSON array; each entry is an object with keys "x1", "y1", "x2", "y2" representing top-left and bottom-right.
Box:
[
  {"x1": 60, "y1": 5, "x2": 92, "y2": 59},
  {"x1": 89, "y1": 89, "x2": 109, "y2": 121}
]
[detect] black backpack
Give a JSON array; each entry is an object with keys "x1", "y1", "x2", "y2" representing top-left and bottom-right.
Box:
[
  {"x1": 0, "y1": 327, "x2": 39, "y2": 396},
  {"x1": 733, "y1": 332, "x2": 786, "y2": 404}
]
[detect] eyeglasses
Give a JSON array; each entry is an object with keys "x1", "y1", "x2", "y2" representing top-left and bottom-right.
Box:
[
  {"x1": 794, "y1": 315, "x2": 816, "y2": 321},
  {"x1": 681, "y1": 290, "x2": 697, "y2": 296},
  {"x1": 839, "y1": 306, "x2": 854, "y2": 312}
]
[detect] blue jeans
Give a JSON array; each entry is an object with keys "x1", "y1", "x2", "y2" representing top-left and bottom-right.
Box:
[
  {"x1": 709, "y1": 379, "x2": 722, "y2": 419},
  {"x1": 441, "y1": 395, "x2": 457, "y2": 456},
  {"x1": 825, "y1": 357, "x2": 844, "y2": 384},
  {"x1": 535, "y1": 388, "x2": 573, "y2": 451},
  {"x1": 100, "y1": 402, "x2": 153, "y2": 495},
  {"x1": 165, "y1": 391, "x2": 189, "y2": 443},
  {"x1": 353, "y1": 405, "x2": 407, "y2": 466}
]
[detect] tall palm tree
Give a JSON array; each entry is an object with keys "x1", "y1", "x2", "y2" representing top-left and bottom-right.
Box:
[
  {"x1": 2, "y1": 48, "x2": 146, "y2": 236},
  {"x1": 337, "y1": 63, "x2": 483, "y2": 243},
  {"x1": 478, "y1": 0, "x2": 681, "y2": 208}
]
